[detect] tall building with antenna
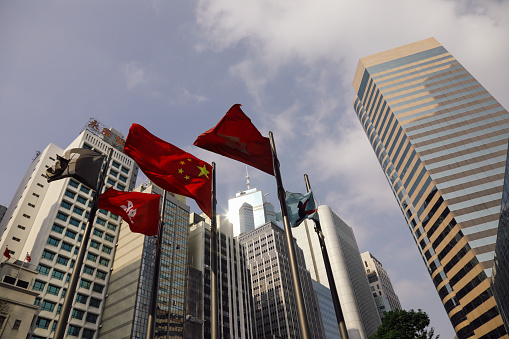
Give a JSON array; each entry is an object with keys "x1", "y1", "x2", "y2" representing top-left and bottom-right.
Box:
[{"x1": 228, "y1": 168, "x2": 277, "y2": 236}]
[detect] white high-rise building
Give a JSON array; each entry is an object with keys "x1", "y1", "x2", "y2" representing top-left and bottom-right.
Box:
[
  {"x1": 0, "y1": 118, "x2": 138, "y2": 339},
  {"x1": 228, "y1": 169, "x2": 277, "y2": 236},
  {"x1": 292, "y1": 206, "x2": 381, "y2": 339},
  {"x1": 360, "y1": 251, "x2": 402, "y2": 321}
]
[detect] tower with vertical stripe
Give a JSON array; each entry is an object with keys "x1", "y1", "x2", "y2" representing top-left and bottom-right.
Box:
[{"x1": 352, "y1": 38, "x2": 508, "y2": 338}]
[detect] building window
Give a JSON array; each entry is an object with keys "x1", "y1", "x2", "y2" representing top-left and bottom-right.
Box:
[
  {"x1": 90, "y1": 240, "x2": 100, "y2": 250},
  {"x1": 93, "y1": 229, "x2": 103, "y2": 238},
  {"x1": 37, "y1": 183, "x2": 44, "y2": 188},
  {"x1": 92, "y1": 283, "x2": 104, "y2": 294},
  {"x1": 67, "y1": 325, "x2": 81, "y2": 337},
  {"x1": 99, "y1": 257, "x2": 109, "y2": 266},
  {"x1": 56, "y1": 255, "x2": 69, "y2": 266},
  {"x1": 60, "y1": 200, "x2": 72, "y2": 210},
  {"x1": 96, "y1": 218, "x2": 106, "y2": 226},
  {"x1": 28, "y1": 203, "x2": 35, "y2": 208},
  {"x1": 61, "y1": 242, "x2": 73, "y2": 252},
  {"x1": 65, "y1": 229, "x2": 77, "y2": 239},
  {"x1": 22, "y1": 213, "x2": 30, "y2": 219},
  {"x1": 105, "y1": 234, "x2": 114, "y2": 243},
  {"x1": 41, "y1": 250, "x2": 56, "y2": 261},
  {"x1": 83, "y1": 265, "x2": 94, "y2": 275},
  {"x1": 69, "y1": 217, "x2": 80, "y2": 227},
  {"x1": 33, "y1": 280, "x2": 46, "y2": 291},
  {"x1": 80, "y1": 279, "x2": 91, "y2": 290},
  {"x1": 102, "y1": 245, "x2": 112, "y2": 255},
  {"x1": 76, "y1": 195, "x2": 87, "y2": 205},
  {"x1": 89, "y1": 298, "x2": 101, "y2": 308},
  {"x1": 99, "y1": 209, "x2": 108, "y2": 216},
  {"x1": 119, "y1": 175, "x2": 127, "y2": 183},
  {"x1": 121, "y1": 166, "x2": 129, "y2": 174},
  {"x1": 80, "y1": 186, "x2": 90, "y2": 194},
  {"x1": 37, "y1": 264, "x2": 51, "y2": 276},
  {"x1": 35, "y1": 317, "x2": 50, "y2": 329},
  {"x1": 12, "y1": 237, "x2": 20, "y2": 242},
  {"x1": 71, "y1": 309, "x2": 85, "y2": 320},
  {"x1": 110, "y1": 214, "x2": 118, "y2": 221},
  {"x1": 112, "y1": 161, "x2": 120, "y2": 169},
  {"x1": 51, "y1": 269, "x2": 65, "y2": 280},
  {"x1": 86, "y1": 313, "x2": 98, "y2": 324},
  {"x1": 47, "y1": 236, "x2": 60, "y2": 247},
  {"x1": 107, "y1": 223, "x2": 116, "y2": 231},
  {"x1": 117, "y1": 183, "x2": 125, "y2": 191},
  {"x1": 96, "y1": 270, "x2": 107, "y2": 280},
  {"x1": 82, "y1": 329, "x2": 95, "y2": 338},
  {"x1": 87, "y1": 253, "x2": 98, "y2": 262},
  {"x1": 52, "y1": 223, "x2": 64, "y2": 234},
  {"x1": 107, "y1": 178, "x2": 116, "y2": 186},
  {"x1": 109, "y1": 169, "x2": 118, "y2": 177},
  {"x1": 33, "y1": 192, "x2": 40, "y2": 198},
  {"x1": 56, "y1": 212, "x2": 68, "y2": 221},
  {"x1": 69, "y1": 179, "x2": 79, "y2": 188},
  {"x1": 17, "y1": 225, "x2": 26, "y2": 230},
  {"x1": 75, "y1": 294, "x2": 88, "y2": 305},
  {"x1": 73, "y1": 206, "x2": 84, "y2": 216},
  {"x1": 65, "y1": 190, "x2": 76, "y2": 199},
  {"x1": 47, "y1": 284, "x2": 61, "y2": 296},
  {"x1": 41, "y1": 300, "x2": 56, "y2": 312}
]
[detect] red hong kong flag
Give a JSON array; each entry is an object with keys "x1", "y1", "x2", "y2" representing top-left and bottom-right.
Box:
[
  {"x1": 26, "y1": 253, "x2": 31, "y2": 262},
  {"x1": 124, "y1": 124, "x2": 212, "y2": 217},
  {"x1": 98, "y1": 187, "x2": 161, "y2": 236},
  {"x1": 3, "y1": 247, "x2": 10, "y2": 260},
  {"x1": 193, "y1": 104, "x2": 274, "y2": 176}
]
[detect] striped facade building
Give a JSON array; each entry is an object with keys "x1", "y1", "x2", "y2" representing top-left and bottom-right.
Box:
[{"x1": 352, "y1": 38, "x2": 509, "y2": 338}]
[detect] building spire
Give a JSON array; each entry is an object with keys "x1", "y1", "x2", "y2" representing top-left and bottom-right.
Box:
[{"x1": 246, "y1": 166, "x2": 251, "y2": 190}]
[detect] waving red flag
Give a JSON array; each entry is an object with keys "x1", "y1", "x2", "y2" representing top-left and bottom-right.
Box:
[
  {"x1": 193, "y1": 104, "x2": 274, "y2": 176},
  {"x1": 124, "y1": 124, "x2": 212, "y2": 217},
  {"x1": 98, "y1": 187, "x2": 161, "y2": 236}
]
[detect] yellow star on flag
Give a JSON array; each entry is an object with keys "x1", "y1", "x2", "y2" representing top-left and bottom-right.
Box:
[
  {"x1": 197, "y1": 164, "x2": 210, "y2": 179},
  {"x1": 178, "y1": 168, "x2": 183, "y2": 174}
]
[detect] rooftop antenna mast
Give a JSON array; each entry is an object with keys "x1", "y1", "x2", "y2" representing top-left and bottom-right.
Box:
[{"x1": 246, "y1": 166, "x2": 251, "y2": 190}]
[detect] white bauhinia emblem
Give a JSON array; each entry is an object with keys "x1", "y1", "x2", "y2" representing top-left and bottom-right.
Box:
[{"x1": 120, "y1": 200, "x2": 137, "y2": 223}]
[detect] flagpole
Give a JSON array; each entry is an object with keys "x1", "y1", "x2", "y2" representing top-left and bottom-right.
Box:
[
  {"x1": 54, "y1": 148, "x2": 113, "y2": 339},
  {"x1": 269, "y1": 132, "x2": 311, "y2": 339},
  {"x1": 304, "y1": 174, "x2": 350, "y2": 339},
  {"x1": 210, "y1": 162, "x2": 219, "y2": 339},
  {"x1": 147, "y1": 189, "x2": 168, "y2": 338}
]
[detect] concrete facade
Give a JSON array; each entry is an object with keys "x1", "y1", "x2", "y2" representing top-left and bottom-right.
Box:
[
  {"x1": 360, "y1": 251, "x2": 401, "y2": 321},
  {"x1": 293, "y1": 206, "x2": 381, "y2": 339}
]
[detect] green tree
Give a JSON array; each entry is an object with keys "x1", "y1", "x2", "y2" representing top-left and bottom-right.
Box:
[{"x1": 370, "y1": 309, "x2": 440, "y2": 339}]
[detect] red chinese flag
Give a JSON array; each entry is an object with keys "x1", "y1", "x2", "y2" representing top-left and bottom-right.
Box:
[
  {"x1": 124, "y1": 124, "x2": 213, "y2": 217},
  {"x1": 98, "y1": 187, "x2": 161, "y2": 236},
  {"x1": 193, "y1": 104, "x2": 274, "y2": 176},
  {"x1": 3, "y1": 247, "x2": 10, "y2": 259}
]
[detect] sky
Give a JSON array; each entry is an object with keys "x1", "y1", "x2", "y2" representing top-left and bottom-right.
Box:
[{"x1": 1, "y1": 1, "x2": 508, "y2": 337}]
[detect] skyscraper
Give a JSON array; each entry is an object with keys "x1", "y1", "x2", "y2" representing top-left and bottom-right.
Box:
[
  {"x1": 187, "y1": 213, "x2": 255, "y2": 339},
  {"x1": 98, "y1": 183, "x2": 190, "y2": 339},
  {"x1": 360, "y1": 251, "x2": 401, "y2": 321},
  {"x1": 239, "y1": 221, "x2": 325, "y2": 339},
  {"x1": 228, "y1": 172, "x2": 277, "y2": 236},
  {"x1": 492, "y1": 148, "x2": 509, "y2": 333},
  {"x1": 0, "y1": 119, "x2": 138, "y2": 338},
  {"x1": 293, "y1": 206, "x2": 381, "y2": 339},
  {"x1": 352, "y1": 37, "x2": 509, "y2": 338}
]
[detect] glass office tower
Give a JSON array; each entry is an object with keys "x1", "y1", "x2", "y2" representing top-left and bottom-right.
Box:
[{"x1": 352, "y1": 38, "x2": 508, "y2": 338}]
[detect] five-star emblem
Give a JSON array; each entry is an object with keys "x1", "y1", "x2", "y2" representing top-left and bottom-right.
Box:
[{"x1": 197, "y1": 164, "x2": 210, "y2": 178}]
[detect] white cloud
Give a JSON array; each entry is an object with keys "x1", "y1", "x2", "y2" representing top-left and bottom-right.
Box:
[{"x1": 122, "y1": 62, "x2": 148, "y2": 90}]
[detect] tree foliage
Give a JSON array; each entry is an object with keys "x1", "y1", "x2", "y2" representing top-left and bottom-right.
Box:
[{"x1": 370, "y1": 309, "x2": 440, "y2": 339}]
